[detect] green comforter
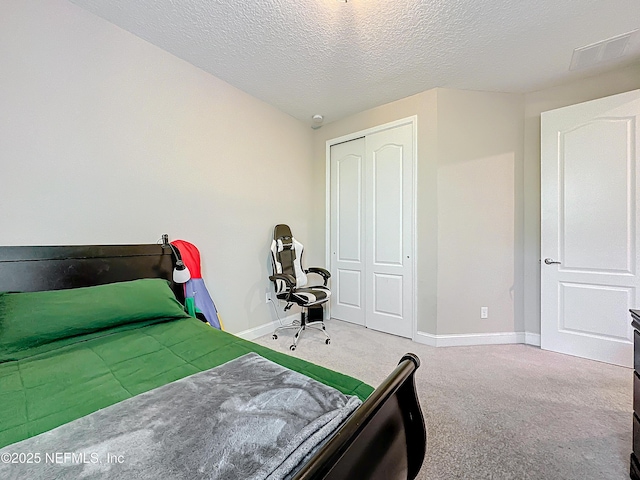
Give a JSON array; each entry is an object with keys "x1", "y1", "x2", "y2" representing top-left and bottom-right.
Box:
[{"x1": 0, "y1": 316, "x2": 373, "y2": 449}]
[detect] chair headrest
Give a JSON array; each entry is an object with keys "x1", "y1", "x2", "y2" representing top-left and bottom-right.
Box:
[{"x1": 276, "y1": 236, "x2": 295, "y2": 253}]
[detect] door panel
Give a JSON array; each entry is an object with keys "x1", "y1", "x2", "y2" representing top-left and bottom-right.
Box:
[
  {"x1": 561, "y1": 119, "x2": 634, "y2": 273},
  {"x1": 541, "y1": 89, "x2": 640, "y2": 367},
  {"x1": 373, "y1": 273, "x2": 403, "y2": 317},
  {"x1": 365, "y1": 124, "x2": 413, "y2": 338},
  {"x1": 560, "y1": 282, "x2": 632, "y2": 340},
  {"x1": 336, "y1": 269, "x2": 361, "y2": 308},
  {"x1": 337, "y1": 154, "x2": 362, "y2": 262},
  {"x1": 330, "y1": 138, "x2": 365, "y2": 325},
  {"x1": 374, "y1": 145, "x2": 404, "y2": 265}
]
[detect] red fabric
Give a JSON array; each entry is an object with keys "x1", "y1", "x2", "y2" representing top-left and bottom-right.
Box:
[{"x1": 171, "y1": 240, "x2": 202, "y2": 279}]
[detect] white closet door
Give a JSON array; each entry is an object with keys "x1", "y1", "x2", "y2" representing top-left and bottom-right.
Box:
[
  {"x1": 364, "y1": 124, "x2": 414, "y2": 338},
  {"x1": 329, "y1": 122, "x2": 414, "y2": 338},
  {"x1": 330, "y1": 138, "x2": 366, "y2": 325}
]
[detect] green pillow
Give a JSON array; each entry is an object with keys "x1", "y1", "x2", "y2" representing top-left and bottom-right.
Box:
[{"x1": 0, "y1": 279, "x2": 191, "y2": 362}]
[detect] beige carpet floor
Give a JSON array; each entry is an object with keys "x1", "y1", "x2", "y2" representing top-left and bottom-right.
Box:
[{"x1": 254, "y1": 319, "x2": 633, "y2": 480}]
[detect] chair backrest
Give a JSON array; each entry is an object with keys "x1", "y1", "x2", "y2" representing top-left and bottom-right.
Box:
[{"x1": 270, "y1": 224, "x2": 307, "y2": 293}]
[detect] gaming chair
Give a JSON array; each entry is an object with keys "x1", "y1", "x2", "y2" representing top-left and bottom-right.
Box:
[{"x1": 269, "y1": 224, "x2": 331, "y2": 350}]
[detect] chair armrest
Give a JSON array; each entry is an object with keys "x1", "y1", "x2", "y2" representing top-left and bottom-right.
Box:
[
  {"x1": 269, "y1": 273, "x2": 296, "y2": 301},
  {"x1": 305, "y1": 267, "x2": 331, "y2": 285},
  {"x1": 269, "y1": 273, "x2": 296, "y2": 289}
]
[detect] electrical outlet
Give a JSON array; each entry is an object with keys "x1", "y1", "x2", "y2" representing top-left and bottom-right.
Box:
[{"x1": 481, "y1": 307, "x2": 488, "y2": 319}]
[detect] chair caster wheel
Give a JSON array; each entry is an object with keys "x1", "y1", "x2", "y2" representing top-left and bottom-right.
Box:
[
  {"x1": 272, "y1": 334, "x2": 278, "y2": 340},
  {"x1": 325, "y1": 339, "x2": 331, "y2": 345},
  {"x1": 290, "y1": 345, "x2": 296, "y2": 351}
]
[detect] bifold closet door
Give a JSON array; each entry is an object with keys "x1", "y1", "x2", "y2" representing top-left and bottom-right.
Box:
[
  {"x1": 330, "y1": 137, "x2": 366, "y2": 326},
  {"x1": 330, "y1": 123, "x2": 414, "y2": 338},
  {"x1": 364, "y1": 124, "x2": 413, "y2": 338}
]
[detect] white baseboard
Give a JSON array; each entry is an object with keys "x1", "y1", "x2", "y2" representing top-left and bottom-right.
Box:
[
  {"x1": 524, "y1": 332, "x2": 541, "y2": 347},
  {"x1": 413, "y1": 331, "x2": 437, "y2": 346},
  {"x1": 414, "y1": 330, "x2": 541, "y2": 348},
  {"x1": 237, "y1": 318, "x2": 543, "y2": 347},
  {"x1": 235, "y1": 314, "x2": 298, "y2": 341}
]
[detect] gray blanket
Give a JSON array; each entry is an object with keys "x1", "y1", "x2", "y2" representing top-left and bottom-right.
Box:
[{"x1": 0, "y1": 353, "x2": 361, "y2": 480}]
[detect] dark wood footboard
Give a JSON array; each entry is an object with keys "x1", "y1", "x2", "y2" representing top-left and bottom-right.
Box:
[{"x1": 294, "y1": 353, "x2": 426, "y2": 480}]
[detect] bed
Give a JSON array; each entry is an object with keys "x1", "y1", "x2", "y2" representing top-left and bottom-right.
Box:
[{"x1": 0, "y1": 242, "x2": 426, "y2": 479}]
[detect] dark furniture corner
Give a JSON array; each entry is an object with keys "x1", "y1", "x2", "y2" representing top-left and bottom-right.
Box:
[{"x1": 631, "y1": 310, "x2": 640, "y2": 480}]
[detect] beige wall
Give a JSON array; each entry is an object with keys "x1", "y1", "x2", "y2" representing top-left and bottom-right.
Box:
[
  {"x1": 318, "y1": 65, "x2": 640, "y2": 339},
  {"x1": 312, "y1": 90, "x2": 439, "y2": 333},
  {"x1": 436, "y1": 89, "x2": 524, "y2": 335},
  {"x1": 313, "y1": 88, "x2": 524, "y2": 335},
  {"x1": 523, "y1": 63, "x2": 640, "y2": 335},
  {"x1": 4, "y1": 0, "x2": 637, "y2": 339},
  {"x1": 0, "y1": 0, "x2": 314, "y2": 334}
]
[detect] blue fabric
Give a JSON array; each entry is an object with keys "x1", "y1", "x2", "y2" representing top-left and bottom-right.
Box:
[{"x1": 185, "y1": 278, "x2": 221, "y2": 329}]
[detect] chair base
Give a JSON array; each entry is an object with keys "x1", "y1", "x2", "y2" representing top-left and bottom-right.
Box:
[{"x1": 273, "y1": 307, "x2": 330, "y2": 351}]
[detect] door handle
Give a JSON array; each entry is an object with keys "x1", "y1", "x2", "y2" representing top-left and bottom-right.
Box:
[{"x1": 544, "y1": 258, "x2": 561, "y2": 265}]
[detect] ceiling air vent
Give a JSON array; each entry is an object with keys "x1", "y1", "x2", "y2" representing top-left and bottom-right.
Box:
[{"x1": 570, "y1": 29, "x2": 639, "y2": 70}]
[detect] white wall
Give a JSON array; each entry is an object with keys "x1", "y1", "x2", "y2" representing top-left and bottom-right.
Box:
[
  {"x1": 0, "y1": 0, "x2": 314, "y2": 334},
  {"x1": 523, "y1": 63, "x2": 640, "y2": 335}
]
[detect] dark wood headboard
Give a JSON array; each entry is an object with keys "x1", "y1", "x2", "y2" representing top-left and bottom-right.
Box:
[{"x1": 0, "y1": 244, "x2": 183, "y2": 302}]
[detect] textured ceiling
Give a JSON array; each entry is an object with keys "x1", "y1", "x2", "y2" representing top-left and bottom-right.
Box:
[{"x1": 70, "y1": 0, "x2": 640, "y2": 126}]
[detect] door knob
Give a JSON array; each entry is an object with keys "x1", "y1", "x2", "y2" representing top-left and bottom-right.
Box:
[{"x1": 544, "y1": 258, "x2": 561, "y2": 265}]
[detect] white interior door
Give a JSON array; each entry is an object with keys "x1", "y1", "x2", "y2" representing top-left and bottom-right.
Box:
[
  {"x1": 541, "y1": 89, "x2": 640, "y2": 367},
  {"x1": 364, "y1": 124, "x2": 414, "y2": 338},
  {"x1": 330, "y1": 138, "x2": 366, "y2": 326},
  {"x1": 329, "y1": 122, "x2": 414, "y2": 339}
]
